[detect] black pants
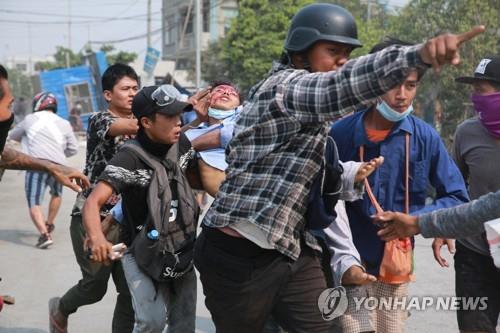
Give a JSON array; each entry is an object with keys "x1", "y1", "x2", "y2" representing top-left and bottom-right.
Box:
[
  {"x1": 194, "y1": 226, "x2": 332, "y2": 333},
  {"x1": 455, "y1": 242, "x2": 500, "y2": 333},
  {"x1": 59, "y1": 215, "x2": 134, "y2": 333}
]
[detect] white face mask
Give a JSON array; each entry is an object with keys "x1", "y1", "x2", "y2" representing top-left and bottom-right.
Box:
[
  {"x1": 376, "y1": 100, "x2": 414, "y2": 122},
  {"x1": 208, "y1": 107, "x2": 236, "y2": 120}
]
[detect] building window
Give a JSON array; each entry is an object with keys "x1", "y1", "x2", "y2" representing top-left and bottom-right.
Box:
[
  {"x1": 180, "y1": 7, "x2": 194, "y2": 34},
  {"x1": 16, "y1": 63, "x2": 28, "y2": 72},
  {"x1": 64, "y1": 82, "x2": 94, "y2": 115},
  {"x1": 203, "y1": 0, "x2": 210, "y2": 32},
  {"x1": 165, "y1": 15, "x2": 175, "y2": 45}
]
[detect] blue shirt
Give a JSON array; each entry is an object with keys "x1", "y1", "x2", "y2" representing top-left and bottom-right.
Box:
[
  {"x1": 184, "y1": 110, "x2": 240, "y2": 171},
  {"x1": 330, "y1": 109, "x2": 469, "y2": 275}
]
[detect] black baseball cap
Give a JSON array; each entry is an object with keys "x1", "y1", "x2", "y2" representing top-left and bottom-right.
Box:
[
  {"x1": 456, "y1": 56, "x2": 500, "y2": 85},
  {"x1": 132, "y1": 85, "x2": 193, "y2": 119}
]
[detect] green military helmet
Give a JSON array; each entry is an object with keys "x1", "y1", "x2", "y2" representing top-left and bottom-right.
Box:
[{"x1": 284, "y1": 3, "x2": 362, "y2": 53}]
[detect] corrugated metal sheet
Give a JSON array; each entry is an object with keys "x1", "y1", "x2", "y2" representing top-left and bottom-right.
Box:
[{"x1": 39, "y1": 66, "x2": 98, "y2": 121}]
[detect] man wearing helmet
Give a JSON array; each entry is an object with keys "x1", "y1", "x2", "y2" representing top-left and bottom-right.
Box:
[
  {"x1": 193, "y1": 3, "x2": 484, "y2": 332},
  {"x1": 9, "y1": 92, "x2": 78, "y2": 248},
  {"x1": 0, "y1": 64, "x2": 88, "y2": 192}
]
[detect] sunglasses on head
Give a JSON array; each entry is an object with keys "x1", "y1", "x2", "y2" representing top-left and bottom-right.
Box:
[{"x1": 150, "y1": 85, "x2": 181, "y2": 106}]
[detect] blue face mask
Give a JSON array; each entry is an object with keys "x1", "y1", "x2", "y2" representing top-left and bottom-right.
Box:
[
  {"x1": 376, "y1": 100, "x2": 414, "y2": 122},
  {"x1": 208, "y1": 107, "x2": 236, "y2": 120}
]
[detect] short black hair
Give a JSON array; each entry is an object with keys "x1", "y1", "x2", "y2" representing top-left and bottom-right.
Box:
[
  {"x1": 370, "y1": 37, "x2": 426, "y2": 80},
  {"x1": 101, "y1": 63, "x2": 139, "y2": 92},
  {"x1": 210, "y1": 79, "x2": 243, "y2": 103},
  {"x1": 0, "y1": 64, "x2": 8, "y2": 80}
]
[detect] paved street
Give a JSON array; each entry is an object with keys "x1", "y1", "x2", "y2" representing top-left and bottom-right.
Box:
[{"x1": 0, "y1": 145, "x2": 463, "y2": 332}]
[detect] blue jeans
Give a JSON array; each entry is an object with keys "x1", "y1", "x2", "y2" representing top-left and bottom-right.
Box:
[{"x1": 121, "y1": 253, "x2": 197, "y2": 333}]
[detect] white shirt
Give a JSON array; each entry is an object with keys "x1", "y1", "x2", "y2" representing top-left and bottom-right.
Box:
[{"x1": 8, "y1": 111, "x2": 78, "y2": 165}]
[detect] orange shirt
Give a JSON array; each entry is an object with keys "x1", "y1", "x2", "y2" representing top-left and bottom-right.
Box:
[{"x1": 365, "y1": 128, "x2": 391, "y2": 143}]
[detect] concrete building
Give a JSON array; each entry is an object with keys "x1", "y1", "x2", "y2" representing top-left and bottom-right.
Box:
[
  {"x1": 129, "y1": 57, "x2": 195, "y2": 92},
  {"x1": 4, "y1": 55, "x2": 53, "y2": 75},
  {"x1": 161, "y1": 0, "x2": 238, "y2": 68}
]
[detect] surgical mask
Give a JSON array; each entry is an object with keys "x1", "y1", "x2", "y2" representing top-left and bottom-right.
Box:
[
  {"x1": 376, "y1": 100, "x2": 414, "y2": 122},
  {"x1": 472, "y1": 92, "x2": 500, "y2": 138},
  {"x1": 208, "y1": 107, "x2": 236, "y2": 120}
]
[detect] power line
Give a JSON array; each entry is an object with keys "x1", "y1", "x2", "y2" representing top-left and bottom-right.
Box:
[
  {"x1": 0, "y1": 11, "x2": 162, "y2": 25},
  {"x1": 0, "y1": 8, "x2": 156, "y2": 20},
  {"x1": 90, "y1": 28, "x2": 163, "y2": 44}
]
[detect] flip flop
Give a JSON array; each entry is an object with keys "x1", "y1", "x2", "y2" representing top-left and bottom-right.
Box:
[{"x1": 48, "y1": 297, "x2": 67, "y2": 333}]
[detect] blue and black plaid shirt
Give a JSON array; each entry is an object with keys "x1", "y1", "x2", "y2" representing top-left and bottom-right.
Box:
[{"x1": 203, "y1": 45, "x2": 427, "y2": 260}]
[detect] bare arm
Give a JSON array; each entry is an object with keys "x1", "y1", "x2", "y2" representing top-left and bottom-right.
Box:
[
  {"x1": 190, "y1": 129, "x2": 221, "y2": 151},
  {"x1": 0, "y1": 146, "x2": 52, "y2": 171},
  {"x1": 107, "y1": 118, "x2": 138, "y2": 137},
  {"x1": 0, "y1": 147, "x2": 90, "y2": 192},
  {"x1": 181, "y1": 88, "x2": 212, "y2": 132},
  {"x1": 82, "y1": 181, "x2": 115, "y2": 262},
  {"x1": 181, "y1": 118, "x2": 202, "y2": 132}
]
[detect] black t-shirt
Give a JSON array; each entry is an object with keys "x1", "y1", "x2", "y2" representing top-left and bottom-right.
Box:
[
  {"x1": 99, "y1": 134, "x2": 192, "y2": 245},
  {"x1": 72, "y1": 111, "x2": 134, "y2": 217},
  {"x1": 0, "y1": 114, "x2": 14, "y2": 154}
]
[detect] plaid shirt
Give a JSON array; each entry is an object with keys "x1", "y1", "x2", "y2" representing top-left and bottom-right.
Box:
[{"x1": 203, "y1": 44, "x2": 427, "y2": 260}]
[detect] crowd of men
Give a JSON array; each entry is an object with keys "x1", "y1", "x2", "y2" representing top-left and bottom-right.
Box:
[{"x1": 1, "y1": 2, "x2": 499, "y2": 333}]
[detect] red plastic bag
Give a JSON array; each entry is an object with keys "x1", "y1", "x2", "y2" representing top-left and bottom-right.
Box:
[{"x1": 378, "y1": 237, "x2": 414, "y2": 284}]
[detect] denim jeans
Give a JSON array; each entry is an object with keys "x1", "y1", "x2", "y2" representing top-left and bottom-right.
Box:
[{"x1": 121, "y1": 252, "x2": 197, "y2": 333}]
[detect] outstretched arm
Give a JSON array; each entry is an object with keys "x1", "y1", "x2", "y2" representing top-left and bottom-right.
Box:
[
  {"x1": 281, "y1": 26, "x2": 485, "y2": 123},
  {"x1": 0, "y1": 147, "x2": 89, "y2": 192},
  {"x1": 375, "y1": 190, "x2": 500, "y2": 240}
]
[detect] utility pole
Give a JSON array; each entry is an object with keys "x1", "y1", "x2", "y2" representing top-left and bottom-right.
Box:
[
  {"x1": 28, "y1": 23, "x2": 33, "y2": 75},
  {"x1": 195, "y1": 0, "x2": 201, "y2": 89},
  {"x1": 67, "y1": 0, "x2": 72, "y2": 68},
  {"x1": 147, "y1": 0, "x2": 152, "y2": 49},
  {"x1": 68, "y1": 0, "x2": 72, "y2": 50},
  {"x1": 87, "y1": 24, "x2": 92, "y2": 53},
  {"x1": 144, "y1": 0, "x2": 154, "y2": 86}
]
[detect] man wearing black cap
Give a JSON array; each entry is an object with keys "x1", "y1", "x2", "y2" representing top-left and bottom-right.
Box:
[
  {"x1": 451, "y1": 56, "x2": 500, "y2": 333},
  {"x1": 83, "y1": 85, "x2": 198, "y2": 333}
]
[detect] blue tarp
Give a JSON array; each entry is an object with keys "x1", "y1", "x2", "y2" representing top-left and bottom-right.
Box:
[{"x1": 39, "y1": 66, "x2": 98, "y2": 121}]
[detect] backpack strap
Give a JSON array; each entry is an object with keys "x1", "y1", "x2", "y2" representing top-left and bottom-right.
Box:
[{"x1": 120, "y1": 140, "x2": 172, "y2": 234}]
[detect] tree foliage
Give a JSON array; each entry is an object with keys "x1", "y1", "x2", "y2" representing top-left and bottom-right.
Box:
[
  {"x1": 227, "y1": 0, "x2": 320, "y2": 93},
  {"x1": 99, "y1": 44, "x2": 138, "y2": 65},
  {"x1": 35, "y1": 44, "x2": 138, "y2": 71},
  {"x1": 36, "y1": 47, "x2": 83, "y2": 71}
]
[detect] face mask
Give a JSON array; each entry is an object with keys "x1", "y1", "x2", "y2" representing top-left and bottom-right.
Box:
[
  {"x1": 376, "y1": 100, "x2": 414, "y2": 122},
  {"x1": 208, "y1": 107, "x2": 236, "y2": 120},
  {"x1": 472, "y1": 92, "x2": 500, "y2": 138}
]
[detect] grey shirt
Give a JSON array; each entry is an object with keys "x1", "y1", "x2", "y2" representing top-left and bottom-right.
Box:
[
  {"x1": 419, "y1": 190, "x2": 500, "y2": 239},
  {"x1": 452, "y1": 118, "x2": 500, "y2": 255}
]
